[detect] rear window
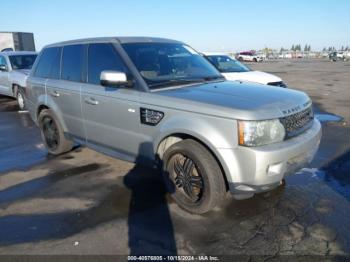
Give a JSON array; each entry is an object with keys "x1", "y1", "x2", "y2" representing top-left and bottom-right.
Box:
[
  {"x1": 9, "y1": 55, "x2": 37, "y2": 70},
  {"x1": 34, "y1": 48, "x2": 60, "y2": 78},
  {"x1": 61, "y1": 45, "x2": 84, "y2": 82}
]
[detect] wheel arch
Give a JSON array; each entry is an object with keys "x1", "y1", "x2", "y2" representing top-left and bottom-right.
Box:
[
  {"x1": 155, "y1": 132, "x2": 230, "y2": 191},
  {"x1": 37, "y1": 104, "x2": 50, "y2": 118},
  {"x1": 12, "y1": 84, "x2": 18, "y2": 97},
  {"x1": 36, "y1": 100, "x2": 68, "y2": 132}
]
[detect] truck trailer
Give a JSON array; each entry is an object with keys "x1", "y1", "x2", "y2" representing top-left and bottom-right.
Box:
[{"x1": 0, "y1": 32, "x2": 35, "y2": 52}]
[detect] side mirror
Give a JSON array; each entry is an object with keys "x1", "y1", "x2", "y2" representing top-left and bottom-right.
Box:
[
  {"x1": 0, "y1": 65, "x2": 7, "y2": 71},
  {"x1": 100, "y1": 70, "x2": 132, "y2": 87}
]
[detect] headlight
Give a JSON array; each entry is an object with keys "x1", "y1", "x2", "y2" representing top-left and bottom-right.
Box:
[{"x1": 238, "y1": 119, "x2": 286, "y2": 147}]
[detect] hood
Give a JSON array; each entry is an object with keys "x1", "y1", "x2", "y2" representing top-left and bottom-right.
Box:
[
  {"x1": 14, "y1": 69, "x2": 31, "y2": 75},
  {"x1": 153, "y1": 81, "x2": 310, "y2": 120},
  {"x1": 222, "y1": 70, "x2": 282, "y2": 85},
  {"x1": 9, "y1": 69, "x2": 31, "y2": 87}
]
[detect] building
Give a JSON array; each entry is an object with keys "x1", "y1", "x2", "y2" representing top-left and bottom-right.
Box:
[{"x1": 0, "y1": 32, "x2": 36, "y2": 52}]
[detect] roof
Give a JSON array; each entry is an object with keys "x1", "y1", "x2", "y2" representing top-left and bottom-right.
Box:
[
  {"x1": 0, "y1": 51, "x2": 38, "y2": 56},
  {"x1": 45, "y1": 37, "x2": 184, "y2": 48}
]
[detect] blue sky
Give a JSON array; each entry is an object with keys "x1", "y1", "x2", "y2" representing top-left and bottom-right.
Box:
[{"x1": 2, "y1": 0, "x2": 349, "y2": 51}]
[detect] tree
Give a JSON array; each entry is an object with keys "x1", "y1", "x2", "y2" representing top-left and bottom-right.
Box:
[
  {"x1": 291, "y1": 45, "x2": 295, "y2": 51},
  {"x1": 308, "y1": 45, "x2": 311, "y2": 52},
  {"x1": 322, "y1": 47, "x2": 327, "y2": 52},
  {"x1": 341, "y1": 46, "x2": 344, "y2": 51},
  {"x1": 304, "y1": 44, "x2": 308, "y2": 52}
]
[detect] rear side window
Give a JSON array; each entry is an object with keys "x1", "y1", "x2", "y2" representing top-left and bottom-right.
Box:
[
  {"x1": 61, "y1": 45, "x2": 84, "y2": 82},
  {"x1": 34, "y1": 47, "x2": 60, "y2": 78},
  {"x1": 87, "y1": 43, "x2": 126, "y2": 85}
]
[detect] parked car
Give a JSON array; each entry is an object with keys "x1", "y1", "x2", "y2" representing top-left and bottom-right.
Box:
[
  {"x1": 0, "y1": 51, "x2": 38, "y2": 110},
  {"x1": 329, "y1": 52, "x2": 338, "y2": 61},
  {"x1": 337, "y1": 52, "x2": 348, "y2": 61},
  {"x1": 26, "y1": 37, "x2": 321, "y2": 214},
  {"x1": 255, "y1": 52, "x2": 267, "y2": 61},
  {"x1": 203, "y1": 52, "x2": 287, "y2": 87},
  {"x1": 236, "y1": 51, "x2": 263, "y2": 62},
  {"x1": 345, "y1": 51, "x2": 350, "y2": 60},
  {"x1": 328, "y1": 51, "x2": 347, "y2": 62}
]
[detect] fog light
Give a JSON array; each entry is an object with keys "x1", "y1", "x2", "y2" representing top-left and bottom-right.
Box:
[{"x1": 267, "y1": 162, "x2": 284, "y2": 176}]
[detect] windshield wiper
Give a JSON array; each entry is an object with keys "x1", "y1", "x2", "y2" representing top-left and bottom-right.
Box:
[
  {"x1": 202, "y1": 75, "x2": 225, "y2": 81},
  {"x1": 148, "y1": 76, "x2": 225, "y2": 89},
  {"x1": 148, "y1": 79, "x2": 205, "y2": 88}
]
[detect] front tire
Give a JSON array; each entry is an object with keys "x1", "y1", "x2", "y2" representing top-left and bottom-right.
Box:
[
  {"x1": 16, "y1": 88, "x2": 26, "y2": 110},
  {"x1": 38, "y1": 109, "x2": 73, "y2": 155},
  {"x1": 162, "y1": 139, "x2": 226, "y2": 214}
]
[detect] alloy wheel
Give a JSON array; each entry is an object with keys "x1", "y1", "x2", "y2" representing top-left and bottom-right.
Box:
[{"x1": 170, "y1": 153, "x2": 204, "y2": 203}]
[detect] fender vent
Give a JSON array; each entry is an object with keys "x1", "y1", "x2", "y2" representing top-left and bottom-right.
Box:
[{"x1": 140, "y1": 108, "x2": 164, "y2": 126}]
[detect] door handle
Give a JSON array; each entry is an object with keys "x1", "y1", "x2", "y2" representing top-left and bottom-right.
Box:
[
  {"x1": 51, "y1": 91, "x2": 60, "y2": 97},
  {"x1": 84, "y1": 97, "x2": 99, "y2": 105}
]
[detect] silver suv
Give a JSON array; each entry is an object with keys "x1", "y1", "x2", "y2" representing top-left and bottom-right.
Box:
[
  {"x1": 26, "y1": 37, "x2": 321, "y2": 214},
  {"x1": 0, "y1": 51, "x2": 37, "y2": 110}
]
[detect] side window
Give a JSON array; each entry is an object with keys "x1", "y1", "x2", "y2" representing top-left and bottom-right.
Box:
[
  {"x1": 0, "y1": 56, "x2": 7, "y2": 66},
  {"x1": 49, "y1": 47, "x2": 62, "y2": 79},
  {"x1": 87, "y1": 43, "x2": 126, "y2": 85},
  {"x1": 34, "y1": 47, "x2": 60, "y2": 78},
  {"x1": 61, "y1": 45, "x2": 84, "y2": 82}
]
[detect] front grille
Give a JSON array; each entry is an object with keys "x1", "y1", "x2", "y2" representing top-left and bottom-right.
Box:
[
  {"x1": 280, "y1": 106, "x2": 314, "y2": 138},
  {"x1": 267, "y1": 81, "x2": 287, "y2": 88}
]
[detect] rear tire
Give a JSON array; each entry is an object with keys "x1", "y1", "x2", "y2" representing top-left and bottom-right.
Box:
[
  {"x1": 38, "y1": 109, "x2": 73, "y2": 155},
  {"x1": 162, "y1": 139, "x2": 226, "y2": 214}
]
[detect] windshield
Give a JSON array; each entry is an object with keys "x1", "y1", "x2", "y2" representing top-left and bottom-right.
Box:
[
  {"x1": 206, "y1": 55, "x2": 251, "y2": 73},
  {"x1": 122, "y1": 43, "x2": 223, "y2": 89},
  {"x1": 9, "y1": 55, "x2": 37, "y2": 70}
]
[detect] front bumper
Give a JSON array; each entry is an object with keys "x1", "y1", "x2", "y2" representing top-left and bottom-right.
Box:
[{"x1": 218, "y1": 119, "x2": 322, "y2": 194}]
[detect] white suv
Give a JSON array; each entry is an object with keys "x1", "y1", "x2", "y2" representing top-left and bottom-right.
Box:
[{"x1": 237, "y1": 51, "x2": 263, "y2": 62}]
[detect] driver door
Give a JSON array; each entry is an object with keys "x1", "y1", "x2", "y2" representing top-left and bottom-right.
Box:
[{"x1": 81, "y1": 43, "x2": 142, "y2": 161}]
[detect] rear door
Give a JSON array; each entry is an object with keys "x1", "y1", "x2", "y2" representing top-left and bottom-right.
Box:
[
  {"x1": 45, "y1": 44, "x2": 85, "y2": 139},
  {"x1": 0, "y1": 55, "x2": 11, "y2": 96},
  {"x1": 81, "y1": 43, "x2": 141, "y2": 161},
  {"x1": 26, "y1": 48, "x2": 55, "y2": 118}
]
